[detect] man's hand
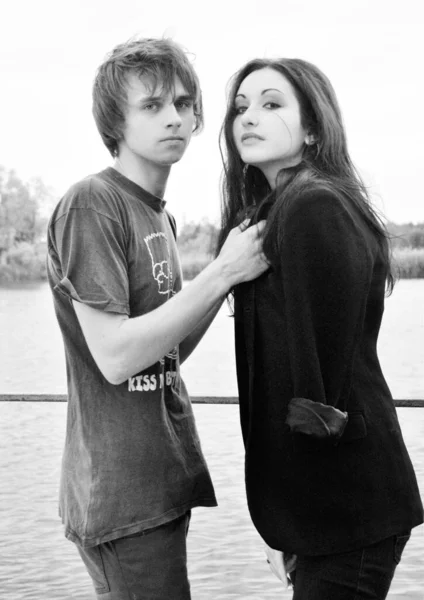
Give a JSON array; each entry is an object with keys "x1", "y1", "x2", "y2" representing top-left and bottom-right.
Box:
[{"x1": 216, "y1": 220, "x2": 269, "y2": 287}]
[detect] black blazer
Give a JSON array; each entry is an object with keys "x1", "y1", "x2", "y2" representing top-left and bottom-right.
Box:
[{"x1": 234, "y1": 188, "x2": 423, "y2": 556}]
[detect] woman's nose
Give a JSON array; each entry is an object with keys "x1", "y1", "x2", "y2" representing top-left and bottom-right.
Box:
[{"x1": 241, "y1": 107, "x2": 259, "y2": 126}]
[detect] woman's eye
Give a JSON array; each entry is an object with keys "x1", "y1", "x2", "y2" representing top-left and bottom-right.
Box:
[
  {"x1": 264, "y1": 102, "x2": 280, "y2": 109},
  {"x1": 234, "y1": 106, "x2": 247, "y2": 115}
]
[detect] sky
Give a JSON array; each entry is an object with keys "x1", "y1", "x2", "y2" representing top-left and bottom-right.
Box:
[{"x1": 1, "y1": 0, "x2": 423, "y2": 225}]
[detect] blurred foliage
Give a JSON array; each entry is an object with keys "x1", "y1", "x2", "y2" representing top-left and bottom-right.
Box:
[
  {"x1": 0, "y1": 166, "x2": 57, "y2": 284},
  {"x1": 392, "y1": 248, "x2": 424, "y2": 279},
  {"x1": 179, "y1": 254, "x2": 213, "y2": 280},
  {"x1": 387, "y1": 222, "x2": 424, "y2": 249},
  {"x1": 0, "y1": 166, "x2": 56, "y2": 248},
  {"x1": 0, "y1": 241, "x2": 47, "y2": 285},
  {"x1": 178, "y1": 220, "x2": 424, "y2": 280},
  {"x1": 0, "y1": 165, "x2": 423, "y2": 284},
  {"x1": 177, "y1": 218, "x2": 218, "y2": 279},
  {"x1": 177, "y1": 219, "x2": 218, "y2": 256}
]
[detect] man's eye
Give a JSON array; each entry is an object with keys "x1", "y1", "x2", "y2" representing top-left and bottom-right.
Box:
[
  {"x1": 143, "y1": 103, "x2": 159, "y2": 111},
  {"x1": 176, "y1": 100, "x2": 193, "y2": 110}
]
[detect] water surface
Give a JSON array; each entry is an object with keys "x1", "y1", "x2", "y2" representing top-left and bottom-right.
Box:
[{"x1": 1, "y1": 280, "x2": 423, "y2": 598}]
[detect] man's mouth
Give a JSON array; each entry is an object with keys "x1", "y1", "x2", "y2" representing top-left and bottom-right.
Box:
[{"x1": 161, "y1": 136, "x2": 185, "y2": 142}]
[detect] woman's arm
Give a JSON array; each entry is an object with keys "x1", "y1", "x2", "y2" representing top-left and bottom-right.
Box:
[{"x1": 279, "y1": 190, "x2": 371, "y2": 411}]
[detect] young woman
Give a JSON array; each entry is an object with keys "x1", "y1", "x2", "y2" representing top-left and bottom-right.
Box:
[{"x1": 217, "y1": 58, "x2": 423, "y2": 599}]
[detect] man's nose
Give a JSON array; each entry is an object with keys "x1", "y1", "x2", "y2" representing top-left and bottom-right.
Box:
[{"x1": 165, "y1": 104, "x2": 182, "y2": 128}]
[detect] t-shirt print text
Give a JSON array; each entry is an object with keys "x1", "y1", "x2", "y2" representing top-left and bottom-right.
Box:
[
  {"x1": 127, "y1": 349, "x2": 179, "y2": 393},
  {"x1": 127, "y1": 369, "x2": 178, "y2": 392}
]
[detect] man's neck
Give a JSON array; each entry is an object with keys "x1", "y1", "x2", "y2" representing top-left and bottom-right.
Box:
[{"x1": 113, "y1": 152, "x2": 171, "y2": 199}]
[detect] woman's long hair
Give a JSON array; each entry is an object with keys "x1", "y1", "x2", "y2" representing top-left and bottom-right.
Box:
[{"x1": 217, "y1": 58, "x2": 394, "y2": 293}]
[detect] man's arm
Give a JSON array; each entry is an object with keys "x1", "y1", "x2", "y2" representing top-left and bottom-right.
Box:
[
  {"x1": 73, "y1": 222, "x2": 267, "y2": 385},
  {"x1": 178, "y1": 297, "x2": 224, "y2": 365}
]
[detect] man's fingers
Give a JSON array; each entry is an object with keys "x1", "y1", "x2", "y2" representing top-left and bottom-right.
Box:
[
  {"x1": 233, "y1": 218, "x2": 266, "y2": 238},
  {"x1": 243, "y1": 219, "x2": 266, "y2": 235},
  {"x1": 238, "y1": 218, "x2": 251, "y2": 231}
]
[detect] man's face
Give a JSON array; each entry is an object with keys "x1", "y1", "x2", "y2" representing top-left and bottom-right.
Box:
[{"x1": 118, "y1": 73, "x2": 196, "y2": 166}]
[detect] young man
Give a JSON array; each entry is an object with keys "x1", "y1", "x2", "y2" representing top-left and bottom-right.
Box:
[{"x1": 47, "y1": 38, "x2": 268, "y2": 599}]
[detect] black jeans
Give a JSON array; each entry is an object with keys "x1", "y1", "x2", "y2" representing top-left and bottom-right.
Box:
[{"x1": 290, "y1": 532, "x2": 411, "y2": 600}]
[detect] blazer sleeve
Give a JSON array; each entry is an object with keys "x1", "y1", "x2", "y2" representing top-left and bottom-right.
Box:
[{"x1": 279, "y1": 190, "x2": 371, "y2": 412}]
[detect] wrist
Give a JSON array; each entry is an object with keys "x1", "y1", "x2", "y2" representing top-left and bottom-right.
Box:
[{"x1": 202, "y1": 256, "x2": 233, "y2": 296}]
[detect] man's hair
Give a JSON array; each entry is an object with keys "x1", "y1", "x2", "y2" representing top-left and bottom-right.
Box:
[{"x1": 92, "y1": 37, "x2": 203, "y2": 157}]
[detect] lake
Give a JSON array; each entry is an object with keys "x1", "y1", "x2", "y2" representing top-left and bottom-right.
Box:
[{"x1": 1, "y1": 280, "x2": 423, "y2": 599}]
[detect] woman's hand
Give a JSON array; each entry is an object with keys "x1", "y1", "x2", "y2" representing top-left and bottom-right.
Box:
[{"x1": 264, "y1": 542, "x2": 296, "y2": 586}]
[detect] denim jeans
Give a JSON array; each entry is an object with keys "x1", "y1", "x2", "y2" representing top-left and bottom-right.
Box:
[
  {"x1": 77, "y1": 512, "x2": 192, "y2": 600},
  {"x1": 290, "y1": 532, "x2": 411, "y2": 600}
]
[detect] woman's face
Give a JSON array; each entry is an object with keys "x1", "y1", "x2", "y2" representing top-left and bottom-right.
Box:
[{"x1": 232, "y1": 67, "x2": 308, "y2": 187}]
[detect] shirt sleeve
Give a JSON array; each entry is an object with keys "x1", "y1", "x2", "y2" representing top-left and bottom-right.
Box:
[
  {"x1": 165, "y1": 210, "x2": 177, "y2": 240},
  {"x1": 48, "y1": 200, "x2": 130, "y2": 315},
  {"x1": 279, "y1": 190, "x2": 371, "y2": 411}
]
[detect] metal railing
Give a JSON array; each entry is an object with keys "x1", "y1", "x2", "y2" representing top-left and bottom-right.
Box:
[{"x1": 1, "y1": 394, "x2": 423, "y2": 407}]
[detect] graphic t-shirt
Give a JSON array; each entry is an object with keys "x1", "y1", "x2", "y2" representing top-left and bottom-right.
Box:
[{"x1": 47, "y1": 167, "x2": 217, "y2": 547}]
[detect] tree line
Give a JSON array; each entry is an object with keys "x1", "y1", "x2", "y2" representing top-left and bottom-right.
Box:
[
  {"x1": 0, "y1": 166, "x2": 58, "y2": 284},
  {"x1": 0, "y1": 166, "x2": 423, "y2": 285},
  {"x1": 177, "y1": 216, "x2": 424, "y2": 251}
]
